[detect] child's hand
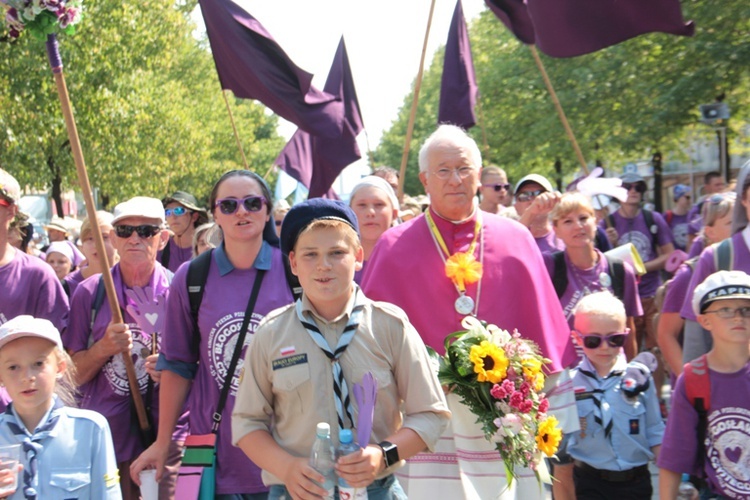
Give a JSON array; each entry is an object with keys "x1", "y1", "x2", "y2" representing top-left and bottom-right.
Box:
[
  {"x1": 0, "y1": 462, "x2": 22, "y2": 498},
  {"x1": 335, "y1": 445, "x2": 383, "y2": 489},
  {"x1": 281, "y1": 457, "x2": 331, "y2": 500},
  {"x1": 144, "y1": 354, "x2": 161, "y2": 383}
]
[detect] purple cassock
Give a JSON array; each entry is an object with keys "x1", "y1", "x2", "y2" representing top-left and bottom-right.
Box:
[
  {"x1": 438, "y1": 0, "x2": 478, "y2": 130},
  {"x1": 199, "y1": 0, "x2": 343, "y2": 138}
]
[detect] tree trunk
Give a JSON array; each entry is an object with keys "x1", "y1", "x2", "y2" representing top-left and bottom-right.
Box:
[
  {"x1": 554, "y1": 158, "x2": 562, "y2": 191},
  {"x1": 652, "y1": 152, "x2": 663, "y2": 213},
  {"x1": 100, "y1": 192, "x2": 110, "y2": 210},
  {"x1": 48, "y1": 156, "x2": 64, "y2": 218}
]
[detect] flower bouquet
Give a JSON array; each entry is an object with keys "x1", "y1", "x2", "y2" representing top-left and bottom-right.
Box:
[
  {"x1": 436, "y1": 316, "x2": 562, "y2": 486},
  {"x1": 2, "y1": 0, "x2": 82, "y2": 40}
]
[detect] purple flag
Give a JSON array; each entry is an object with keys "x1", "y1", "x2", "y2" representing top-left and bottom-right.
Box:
[
  {"x1": 199, "y1": 0, "x2": 344, "y2": 137},
  {"x1": 275, "y1": 37, "x2": 364, "y2": 199},
  {"x1": 439, "y1": 0, "x2": 478, "y2": 130},
  {"x1": 484, "y1": 0, "x2": 535, "y2": 45},
  {"x1": 526, "y1": 0, "x2": 694, "y2": 58}
]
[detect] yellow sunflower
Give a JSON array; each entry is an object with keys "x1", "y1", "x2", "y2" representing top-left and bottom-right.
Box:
[
  {"x1": 469, "y1": 340, "x2": 508, "y2": 383},
  {"x1": 536, "y1": 416, "x2": 562, "y2": 457},
  {"x1": 445, "y1": 252, "x2": 483, "y2": 290}
]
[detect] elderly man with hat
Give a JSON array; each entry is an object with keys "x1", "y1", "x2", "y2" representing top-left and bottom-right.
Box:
[
  {"x1": 0, "y1": 168, "x2": 69, "y2": 333},
  {"x1": 159, "y1": 190, "x2": 209, "y2": 273},
  {"x1": 362, "y1": 125, "x2": 577, "y2": 499},
  {"x1": 513, "y1": 173, "x2": 565, "y2": 254},
  {"x1": 66, "y1": 196, "x2": 187, "y2": 500}
]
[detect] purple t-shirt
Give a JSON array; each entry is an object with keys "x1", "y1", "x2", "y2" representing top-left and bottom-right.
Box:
[
  {"x1": 658, "y1": 362, "x2": 750, "y2": 498},
  {"x1": 160, "y1": 242, "x2": 294, "y2": 495},
  {"x1": 0, "y1": 248, "x2": 69, "y2": 331},
  {"x1": 157, "y1": 238, "x2": 193, "y2": 274},
  {"x1": 688, "y1": 238, "x2": 705, "y2": 259},
  {"x1": 353, "y1": 259, "x2": 367, "y2": 285},
  {"x1": 687, "y1": 202, "x2": 703, "y2": 236},
  {"x1": 666, "y1": 211, "x2": 690, "y2": 251},
  {"x1": 544, "y1": 250, "x2": 642, "y2": 328},
  {"x1": 65, "y1": 262, "x2": 188, "y2": 463},
  {"x1": 535, "y1": 230, "x2": 565, "y2": 255},
  {"x1": 63, "y1": 268, "x2": 86, "y2": 298},
  {"x1": 661, "y1": 262, "x2": 694, "y2": 314},
  {"x1": 599, "y1": 210, "x2": 674, "y2": 298},
  {"x1": 680, "y1": 232, "x2": 750, "y2": 321}
]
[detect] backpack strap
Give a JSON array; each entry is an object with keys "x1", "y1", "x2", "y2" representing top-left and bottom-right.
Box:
[
  {"x1": 684, "y1": 353, "x2": 711, "y2": 475},
  {"x1": 551, "y1": 251, "x2": 568, "y2": 299},
  {"x1": 665, "y1": 210, "x2": 674, "y2": 225},
  {"x1": 714, "y1": 238, "x2": 734, "y2": 272},
  {"x1": 159, "y1": 240, "x2": 171, "y2": 268},
  {"x1": 604, "y1": 256, "x2": 625, "y2": 301},
  {"x1": 641, "y1": 209, "x2": 659, "y2": 254},
  {"x1": 186, "y1": 249, "x2": 213, "y2": 354},
  {"x1": 90, "y1": 275, "x2": 108, "y2": 337},
  {"x1": 62, "y1": 279, "x2": 71, "y2": 300}
]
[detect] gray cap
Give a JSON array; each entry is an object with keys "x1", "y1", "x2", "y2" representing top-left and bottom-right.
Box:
[
  {"x1": 620, "y1": 172, "x2": 646, "y2": 185},
  {"x1": 514, "y1": 174, "x2": 553, "y2": 194}
]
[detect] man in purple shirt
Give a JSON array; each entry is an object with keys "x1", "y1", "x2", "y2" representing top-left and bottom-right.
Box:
[
  {"x1": 665, "y1": 183, "x2": 692, "y2": 251},
  {"x1": 158, "y1": 191, "x2": 209, "y2": 273},
  {"x1": 514, "y1": 173, "x2": 565, "y2": 254},
  {"x1": 66, "y1": 196, "x2": 186, "y2": 500}
]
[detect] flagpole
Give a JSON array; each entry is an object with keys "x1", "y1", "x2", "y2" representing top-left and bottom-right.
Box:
[
  {"x1": 397, "y1": 0, "x2": 438, "y2": 200},
  {"x1": 529, "y1": 46, "x2": 588, "y2": 175},
  {"x1": 222, "y1": 90, "x2": 251, "y2": 170},
  {"x1": 45, "y1": 35, "x2": 151, "y2": 433}
]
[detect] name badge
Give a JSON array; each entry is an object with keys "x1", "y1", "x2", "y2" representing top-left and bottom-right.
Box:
[{"x1": 272, "y1": 353, "x2": 308, "y2": 371}]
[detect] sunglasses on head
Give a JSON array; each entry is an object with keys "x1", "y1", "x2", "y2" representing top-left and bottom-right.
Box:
[
  {"x1": 165, "y1": 206, "x2": 188, "y2": 217},
  {"x1": 484, "y1": 183, "x2": 511, "y2": 192},
  {"x1": 622, "y1": 182, "x2": 647, "y2": 194},
  {"x1": 515, "y1": 189, "x2": 544, "y2": 203},
  {"x1": 215, "y1": 195, "x2": 267, "y2": 215},
  {"x1": 114, "y1": 224, "x2": 162, "y2": 239},
  {"x1": 576, "y1": 330, "x2": 629, "y2": 349}
]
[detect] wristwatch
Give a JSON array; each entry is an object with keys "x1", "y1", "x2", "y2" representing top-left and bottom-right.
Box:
[{"x1": 378, "y1": 440, "x2": 399, "y2": 468}]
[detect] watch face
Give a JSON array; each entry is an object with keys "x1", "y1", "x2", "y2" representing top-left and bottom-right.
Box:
[{"x1": 380, "y1": 441, "x2": 399, "y2": 467}]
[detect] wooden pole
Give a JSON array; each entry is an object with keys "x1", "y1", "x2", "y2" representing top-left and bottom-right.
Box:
[
  {"x1": 222, "y1": 89, "x2": 250, "y2": 171},
  {"x1": 397, "y1": 0, "x2": 438, "y2": 200},
  {"x1": 529, "y1": 45, "x2": 588, "y2": 175},
  {"x1": 46, "y1": 35, "x2": 151, "y2": 433}
]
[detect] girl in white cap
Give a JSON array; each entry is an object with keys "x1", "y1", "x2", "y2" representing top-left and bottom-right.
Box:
[{"x1": 0, "y1": 315, "x2": 121, "y2": 499}]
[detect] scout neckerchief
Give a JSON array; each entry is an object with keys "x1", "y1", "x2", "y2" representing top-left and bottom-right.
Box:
[
  {"x1": 5, "y1": 397, "x2": 63, "y2": 500},
  {"x1": 425, "y1": 209, "x2": 484, "y2": 315},
  {"x1": 577, "y1": 356, "x2": 625, "y2": 439},
  {"x1": 295, "y1": 287, "x2": 365, "y2": 432}
]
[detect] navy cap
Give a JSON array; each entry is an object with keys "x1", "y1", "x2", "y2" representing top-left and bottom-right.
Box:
[{"x1": 280, "y1": 198, "x2": 359, "y2": 255}]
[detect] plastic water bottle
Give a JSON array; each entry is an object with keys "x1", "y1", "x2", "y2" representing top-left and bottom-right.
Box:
[
  {"x1": 336, "y1": 429, "x2": 369, "y2": 500},
  {"x1": 310, "y1": 422, "x2": 336, "y2": 500},
  {"x1": 677, "y1": 473, "x2": 699, "y2": 500}
]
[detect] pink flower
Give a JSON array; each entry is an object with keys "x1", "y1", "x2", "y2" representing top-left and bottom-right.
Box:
[
  {"x1": 58, "y1": 6, "x2": 79, "y2": 28},
  {"x1": 509, "y1": 391, "x2": 524, "y2": 409},
  {"x1": 519, "y1": 400, "x2": 533, "y2": 413},
  {"x1": 494, "y1": 414, "x2": 523, "y2": 437},
  {"x1": 538, "y1": 398, "x2": 549, "y2": 414},
  {"x1": 490, "y1": 383, "x2": 507, "y2": 400},
  {"x1": 43, "y1": 0, "x2": 62, "y2": 12},
  {"x1": 519, "y1": 381, "x2": 531, "y2": 397}
]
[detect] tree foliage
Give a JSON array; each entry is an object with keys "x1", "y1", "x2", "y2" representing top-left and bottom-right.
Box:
[
  {"x1": 375, "y1": 0, "x2": 750, "y2": 194},
  {"x1": 0, "y1": 0, "x2": 284, "y2": 209}
]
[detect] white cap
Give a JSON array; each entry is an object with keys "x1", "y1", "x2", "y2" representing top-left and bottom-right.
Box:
[
  {"x1": 349, "y1": 175, "x2": 400, "y2": 211},
  {"x1": 514, "y1": 173, "x2": 553, "y2": 194},
  {"x1": 46, "y1": 241, "x2": 75, "y2": 263},
  {"x1": 0, "y1": 168, "x2": 21, "y2": 204},
  {"x1": 0, "y1": 315, "x2": 63, "y2": 351},
  {"x1": 692, "y1": 270, "x2": 750, "y2": 316},
  {"x1": 112, "y1": 197, "x2": 165, "y2": 225}
]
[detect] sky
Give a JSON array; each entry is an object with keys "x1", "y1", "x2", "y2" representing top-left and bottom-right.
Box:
[{"x1": 196, "y1": 0, "x2": 488, "y2": 196}]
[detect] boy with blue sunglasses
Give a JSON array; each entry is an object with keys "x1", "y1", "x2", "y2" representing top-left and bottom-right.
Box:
[{"x1": 565, "y1": 291, "x2": 664, "y2": 499}]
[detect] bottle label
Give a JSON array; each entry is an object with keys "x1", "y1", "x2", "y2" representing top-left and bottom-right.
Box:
[{"x1": 338, "y1": 486, "x2": 368, "y2": 500}]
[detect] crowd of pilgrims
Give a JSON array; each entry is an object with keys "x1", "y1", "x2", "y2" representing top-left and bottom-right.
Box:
[{"x1": 1, "y1": 123, "x2": 748, "y2": 500}]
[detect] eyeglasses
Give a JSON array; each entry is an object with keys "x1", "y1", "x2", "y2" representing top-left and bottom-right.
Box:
[
  {"x1": 165, "y1": 206, "x2": 188, "y2": 217},
  {"x1": 622, "y1": 182, "x2": 647, "y2": 194},
  {"x1": 432, "y1": 166, "x2": 475, "y2": 180},
  {"x1": 215, "y1": 195, "x2": 267, "y2": 215},
  {"x1": 576, "y1": 331, "x2": 629, "y2": 349},
  {"x1": 515, "y1": 190, "x2": 544, "y2": 203},
  {"x1": 702, "y1": 306, "x2": 750, "y2": 319},
  {"x1": 483, "y1": 183, "x2": 511, "y2": 192},
  {"x1": 114, "y1": 224, "x2": 162, "y2": 239}
]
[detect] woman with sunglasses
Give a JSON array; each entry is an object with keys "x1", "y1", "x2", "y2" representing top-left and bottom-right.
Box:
[
  {"x1": 657, "y1": 192, "x2": 736, "y2": 378},
  {"x1": 547, "y1": 193, "x2": 642, "y2": 360},
  {"x1": 160, "y1": 191, "x2": 209, "y2": 273},
  {"x1": 131, "y1": 170, "x2": 293, "y2": 500}
]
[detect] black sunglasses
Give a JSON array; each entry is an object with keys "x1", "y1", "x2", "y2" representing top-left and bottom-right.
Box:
[
  {"x1": 576, "y1": 331, "x2": 628, "y2": 349},
  {"x1": 215, "y1": 195, "x2": 267, "y2": 215},
  {"x1": 484, "y1": 183, "x2": 511, "y2": 192},
  {"x1": 622, "y1": 182, "x2": 647, "y2": 194},
  {"x1": 114, "y1": 224, "x2": 162, "y2": 239}
]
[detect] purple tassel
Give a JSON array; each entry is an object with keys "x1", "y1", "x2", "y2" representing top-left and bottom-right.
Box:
[
  {"x1": 46, "y1": 34, "x2": 63, "y2": 74},
  {"x1": 353, "y1": 372, "x2": 377, "y2": 449}
]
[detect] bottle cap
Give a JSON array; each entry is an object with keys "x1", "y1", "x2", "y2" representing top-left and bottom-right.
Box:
[
  {"x1": 316, "y1": 422, "x2": 331, "y2": 437},
  {"x1": 340, "y1": 429, "x2": 353, "y2": 444}
]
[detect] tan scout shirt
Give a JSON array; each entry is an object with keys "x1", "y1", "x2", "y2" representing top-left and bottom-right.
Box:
[{"x1": 232, "y1": 289, "x2": 450, "y2": 486}]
